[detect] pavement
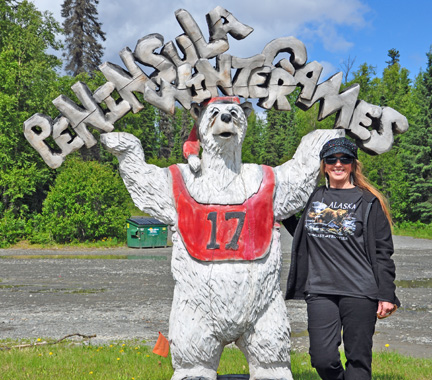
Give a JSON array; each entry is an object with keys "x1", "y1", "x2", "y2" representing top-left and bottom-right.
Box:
[{"x1": 0, "y1": 230, "x2": 431, "y2": 359}]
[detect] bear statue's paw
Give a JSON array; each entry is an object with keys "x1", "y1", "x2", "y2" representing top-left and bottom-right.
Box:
[
  {"x1": 100, "y1": 132, "x2": 144, "y2": 158},
  {"x1": 187, "y1": 155, "x2": 201, "y2": 172}
]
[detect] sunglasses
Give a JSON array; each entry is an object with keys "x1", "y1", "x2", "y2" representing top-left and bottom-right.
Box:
[{"x1": 324, "y1": 155, "x2": 354, "y2": 165}]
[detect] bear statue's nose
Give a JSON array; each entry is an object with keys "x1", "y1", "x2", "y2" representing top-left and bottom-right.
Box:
[{"x1": 221, "y1": 113, "x2": 232, "y2": 123}]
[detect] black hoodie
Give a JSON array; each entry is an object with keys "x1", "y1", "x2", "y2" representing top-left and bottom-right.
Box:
[{"x1": 284, "y1": 186, "x2": 400, "y2": 307}]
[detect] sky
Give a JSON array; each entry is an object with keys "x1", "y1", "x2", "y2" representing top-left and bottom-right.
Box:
[{"x1": 31, "y1": 0, "x2": 432, "y2": 83}]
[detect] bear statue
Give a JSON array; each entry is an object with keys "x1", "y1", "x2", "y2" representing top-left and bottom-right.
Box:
[{"x1": 101, "y1": 96, "x2": 341, "y2": 380}]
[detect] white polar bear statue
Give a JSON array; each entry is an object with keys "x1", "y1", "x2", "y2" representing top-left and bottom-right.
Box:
[{"x1": 101, "y1": 96, "x2": 342, "y2": 380}]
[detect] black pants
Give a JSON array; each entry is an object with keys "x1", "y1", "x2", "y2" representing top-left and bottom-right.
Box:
[{"x1": 306, "y1": 294, "x2": 378, "y2": 380}]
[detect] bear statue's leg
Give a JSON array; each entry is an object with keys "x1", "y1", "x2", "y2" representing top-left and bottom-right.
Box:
[
  {"x1": 169, "y1": 289, "x2": 223, "y2": 380},
  {"x1": 236, "y1": 294, "x2": 293, "y2": 380}
]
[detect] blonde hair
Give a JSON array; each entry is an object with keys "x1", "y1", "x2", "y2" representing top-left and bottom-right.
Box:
[{"x1": 320, "y1": 160, "x2": 392, "y2": 225}]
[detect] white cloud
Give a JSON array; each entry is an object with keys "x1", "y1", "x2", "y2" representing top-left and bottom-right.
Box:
[
  {"x1": 31, "y1": 0, "x2": 370, "y2": 66},
  {"x1": 318, "y1": 61, "x2": 339, "y2": 82},
  {"x1": 31, "y1": 0, "x2": 62, "y2": 21}
]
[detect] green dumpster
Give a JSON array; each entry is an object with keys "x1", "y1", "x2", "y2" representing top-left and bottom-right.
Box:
[{"x1": 126, "y1": 217, "x2": 168, "y2": 248}]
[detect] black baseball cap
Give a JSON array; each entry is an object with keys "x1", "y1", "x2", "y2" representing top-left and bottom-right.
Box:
[{"x1": 319, "y1": 137, "x2": 358, "y2": 160}]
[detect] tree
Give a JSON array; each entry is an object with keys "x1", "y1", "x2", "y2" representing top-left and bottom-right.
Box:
[
  {"x1": 0, "y1": 0, "x2": 64, "y2": 245},
  {"x1": 242, "y1": 110, "x2": 264, "y2": 164},
  {"x1": 379, "y1": 58, "x2": 411, "y2": 109},
  {"x1": 156, "y1": 109, "x2": 175, "y2": 160},
  {"x1": 0, "y1": 0, "x2": 62, "y2": 217},
  {"x1": 352, "y1": 55, "x2": 413, "y2": 222},
  {"x1": 171, "y1": 107, "x2": 194, "y2": 162},
  {"x1": 349, "y1": 63, "x2": 380, "y2": 104},
  {"x1": 340, "y1": 55, "x2": 356, "y2": 84},
  {"x1": 259, "y1": 108, "x2": 286, "y2": 166},
  {"x1": 386, "y1": 48, "x2": 400, "y2": 67},
  {"x1": 401, "y1": 47, "x2": 432, "y2": 223},
  {"x1": 61, "y1": 0, "x2": 106, "y2": 76}
]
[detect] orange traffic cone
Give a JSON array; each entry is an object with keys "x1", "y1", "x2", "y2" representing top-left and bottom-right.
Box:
[{"x1": 152, "y1": 331, "x2": 169, "y2": 357}]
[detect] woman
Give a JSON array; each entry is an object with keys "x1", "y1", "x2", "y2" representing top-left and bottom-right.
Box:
[{"x1": 284, "y1": 137, "x2": 399, "y2": 380}]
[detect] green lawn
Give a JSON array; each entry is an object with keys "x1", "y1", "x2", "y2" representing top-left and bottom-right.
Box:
[{"x1": 0, "y1": 340, "x2": 430, "y2": 380}]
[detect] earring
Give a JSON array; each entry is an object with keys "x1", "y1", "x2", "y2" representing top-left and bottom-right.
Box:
[
  {"x1": 325, "y1": 173, "x2": 329, "y2": 189},
  {"x1": 350, "y1": 173, "x2": 354, "y2": 185}
]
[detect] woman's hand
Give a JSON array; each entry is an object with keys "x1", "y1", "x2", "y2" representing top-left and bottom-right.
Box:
[{"x1": 377, "y1": 301, "x2": 397, "y2": 319}]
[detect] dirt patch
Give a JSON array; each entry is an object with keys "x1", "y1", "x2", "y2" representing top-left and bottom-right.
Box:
[{"x1": 0, "y1": 232, "x2": 430, "y2": 359}]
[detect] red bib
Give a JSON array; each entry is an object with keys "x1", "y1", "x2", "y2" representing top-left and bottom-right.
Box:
[{"x1": 169, "y1": 165, "x2": 275, "y2": 261}]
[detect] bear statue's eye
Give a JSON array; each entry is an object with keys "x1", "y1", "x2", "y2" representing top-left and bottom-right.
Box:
[
  {"x1": 209, "y1": 107, "x2": 219, "y2": 119},
  {"x1": 230, "y1": 109, "x2": 238, "y2": 118}
]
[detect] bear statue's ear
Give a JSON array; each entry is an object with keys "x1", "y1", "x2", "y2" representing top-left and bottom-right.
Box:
[
  {"x1": 190, "y1": 103, "x2": 202, "y2": 120},
  {"x1": 241, "y1": 102, "x2": 253, "y2": 118}
]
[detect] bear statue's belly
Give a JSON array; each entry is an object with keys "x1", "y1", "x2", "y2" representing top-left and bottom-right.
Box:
[
  {"x1": 170, "y1": 227, "x2": 283, "y2": 340},
  {"x1": 170, "y1": 164, "x2": 275, "y2": 262}
]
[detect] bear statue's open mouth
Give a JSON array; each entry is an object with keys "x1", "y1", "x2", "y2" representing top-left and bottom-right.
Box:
[
  {"x1": 212, "y1": 121, "x2": 237, "y2": 139},
  {"x1": 215, "y1": 132, "x2": 236, "y2": 139}
]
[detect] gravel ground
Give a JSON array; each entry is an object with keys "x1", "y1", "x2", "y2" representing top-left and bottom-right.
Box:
[{"x1": 0, "y1": 230, "x2": 431, "y2": 359}]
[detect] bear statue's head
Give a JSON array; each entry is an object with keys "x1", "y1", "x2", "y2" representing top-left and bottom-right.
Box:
[{"x1": 191, "y1": 97, "x2": 253, "y2": 156}]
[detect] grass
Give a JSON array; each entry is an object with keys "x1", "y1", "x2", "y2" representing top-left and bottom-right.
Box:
[
  {"x1": 393, "y1": 223, "x2": 432, "y2": 240},
  {"x1": 0, "y1": 254, "x2": 167, "y2": 260},
  {"x1": 0, "y1": 340, "x2": 430, "y2": 380},
  {"x1": 8, "y1": 240, "x2": 172, "y2": 251},
  {"x1": 9, "y1": 239, "x2": 127, "y2": 250}
]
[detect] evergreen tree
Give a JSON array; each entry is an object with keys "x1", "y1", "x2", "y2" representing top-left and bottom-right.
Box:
[
  {"x1": 386, "y1": 48, "x2": 400, "y2": 67},
  {"x1": 349, "y1": 63, "x2": 380, "y2": 104},
  {"x1": 242, "y1": 110, "x2": 264, "y2": 164},
  {"x1": 354, "y1": 55, "x2": 413, "y2": 222},
  {"x1": 259, "y1": 108, "x2": 285, "y2": 166},
  {"x1": 61, "y1": 0, "x2": 106, "y2": 76},
  {"x1": 260, "y1": 105, "x2": 299, "y2": 166},
  {"x1": 171, "y1": 107, "x2": 194, "y2": 162},
  {"x1": 379, "y1": 57, "x2": 411, "y2": 109},
  {"x1": 401, "y1": 47, "x2": 432, "y2": 223},
  {"x1": 156, "y1": 109, "x2": 174, "y2": 160}
]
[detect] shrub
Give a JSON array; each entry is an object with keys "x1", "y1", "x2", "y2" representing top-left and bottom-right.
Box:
[
  {"x1": 37, "y1": 158, "x2": 130, "y2": 243},
  {"x1": 0, "y1": 211, "x2": 28, "y2": 248}
]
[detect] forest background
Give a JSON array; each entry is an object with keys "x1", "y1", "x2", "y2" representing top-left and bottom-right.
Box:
[{"x1": 1, "y1": 0, "x2": 431, "y2": 247}]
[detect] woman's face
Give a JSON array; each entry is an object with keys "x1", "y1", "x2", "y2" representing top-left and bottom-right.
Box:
[{"x1": 324, "y1": 153, "x2": 354, "y2": 189}]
